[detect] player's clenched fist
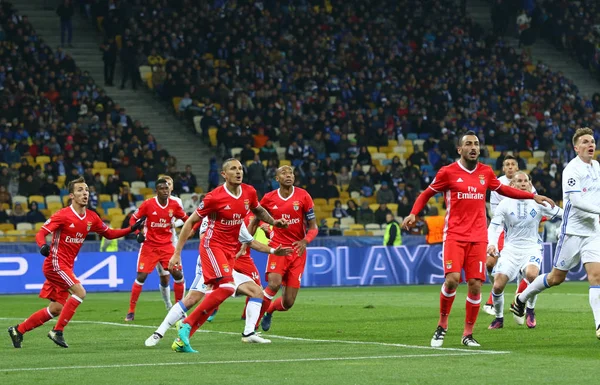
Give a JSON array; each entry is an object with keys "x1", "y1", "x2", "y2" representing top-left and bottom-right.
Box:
[
  {"x1": 273, "y1": 219, "x2": 289, "y2": 228},
  {"x1": 39, "y1": 244, "x2": 50, "y2": 257},
  {"x1": 168, "y1": 253, "x2": 182, "y2": 270}
]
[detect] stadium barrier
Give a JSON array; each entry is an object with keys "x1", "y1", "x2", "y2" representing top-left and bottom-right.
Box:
[{"x1": 0, "y1": 242, "x2": 587, "y2": 294}]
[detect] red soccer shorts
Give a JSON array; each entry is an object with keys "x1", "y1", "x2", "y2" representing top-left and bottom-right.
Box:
[
  {"x1": 442, "y1": 240, "x2": 487, "y2": 281},
  {"x1": 200, "y1": 245, "x2": 234, "y2": 286},
  {"x1": 234, "y1": 254, "x2": 261, "y2": 286},
  {"x1": 498, "y1": 231, "x2": 505, "y2": 252},
  {"x1": 136, "y1": 244, "x2": 174, "y2": 273},
  {"x1": 40, "y1": 267, "x2": 80, "y2": 305},
  {"x1": 265, "y1": 251, "x2": 307, "y2": 289}
]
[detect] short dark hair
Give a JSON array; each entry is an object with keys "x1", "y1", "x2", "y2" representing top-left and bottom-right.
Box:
[
  {"x1": 502, "y1": 154, "x2": 517, "y2": 165},
  {"x1": 222, "y1": 158, "x2": 241, "y2": 171},
  {"x1": 155, "y1": 178, "x2": 168, "y2": 188},
  {"x1": 459, "y1": 130, "x2": 478, "y2": 146},
  {"x1": 572, "y1": 127, "x2": 594, "y2": 146},
  {"x1": 68, "y1": 176, "x2": 86, "y2": 194}
]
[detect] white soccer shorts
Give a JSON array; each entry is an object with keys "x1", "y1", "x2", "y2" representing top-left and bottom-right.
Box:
[
  {"x1": 188, "y1": 256, "x2": 254, "y2": 296},
  {"x1": 494, "y1": 247, "x2": 542, "y2": 281},
  {"x1": 554, "y1": 234, "x2": 600, "y2": 271}
]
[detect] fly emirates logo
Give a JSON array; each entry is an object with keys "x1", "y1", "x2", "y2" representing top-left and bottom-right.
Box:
[
  {"x1": 221, "y1": 213, "x2": 244, "y2": 226},
  {"x1": 151, "y1": 218, "x2": 172, "y2": 228},
  {"x1": 65, "y1": 232, "x2": 85, "y2": 244},
  {"x1": 457, "y1": 186, "x2": 485, "y2": 200},
  {"x1": 282, "y1": 213, "x2": 300, "y2": 225}
]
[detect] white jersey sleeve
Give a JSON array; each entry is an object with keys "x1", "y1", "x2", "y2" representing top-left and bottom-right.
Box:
[
  {"x1": 562, "y1": 158, "x2": 600, "y2": 236},
  {"x1": 488, "y1": 201, "x2": 506, "y2": 248},
  {"x1": 238, "y1": 222, "x2": 254, "y2": 244},
  {"x1": 489, "y1": 175, "x2": 509, "y2": 214},
  {"x1": 199, "y1": 217, "x2": 209, "y2": 235}
]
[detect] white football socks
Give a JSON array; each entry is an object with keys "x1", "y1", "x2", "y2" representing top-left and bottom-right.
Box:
[
  {"x1": 589, "y1": 287, "x2": 600, "y2": 329},
  {"x1": 156, "y1": 301, "x2": 187, "y2": 337},
  {"x1": 160, "y1": 284, "x2": 172, "y2": 309},
  {"x1": 243, "y1": 298, "x2": 263, "y2": 335},
  {"x1": 518, "y1": 274, "x2": 550, "y2": 303},
  {"x1": 492, "y1": 291, "x2": 504, "y2": 318}
]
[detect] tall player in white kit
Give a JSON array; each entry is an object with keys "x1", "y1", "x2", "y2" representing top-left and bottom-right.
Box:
[
  {"x1": 483, "y1": 155, "x2": 536, "y2": 315},
  {"x1": 486, "y1": 172, "x2": 562, "y2": 329},
  {"x1": 512, "y1": 128, "x2": 600, "y2": 339}
]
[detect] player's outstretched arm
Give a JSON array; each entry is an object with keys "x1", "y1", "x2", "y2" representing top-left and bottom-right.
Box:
[
  {"x1": 293, "y1": 217, "x2": 318, "y2": 256},
  {"x1": 252, "y1": 205, "x2": 288, "y2": 228},
  {"x1": 169, "y1": 212, "x2": 201, "y2": 269},
  {"x1": 35, "y1": 228, "x2": 51, "y2": 257},
  {"x1": 402, "y1": 188, "x2": 436, "y2": 230},
  {"x1": 487, "y1": 215, "x2": 504, "y2": 257}
]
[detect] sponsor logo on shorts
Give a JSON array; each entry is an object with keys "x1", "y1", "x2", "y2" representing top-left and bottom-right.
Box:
[
  {"x1": 446, "y1": 260, "x2": 452, "y2": 269},
  {"x1": 223, "y1": 264, "x2": 230, "y2": 273},
  {"x1": 139, "y1": 262, "x2": 145, "y2": 270}
]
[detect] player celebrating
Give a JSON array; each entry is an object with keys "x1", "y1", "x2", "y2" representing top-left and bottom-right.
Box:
[
  {"x1": 250, "y1": 165, "x2": 318, "y2": 332},
  {"x1": 7, "y1": 177, "x2": 145, "y2": 348},
  {"x1": 169, "y1": 158, "x2": 288, "y2": 352},
  {"x1": 511, "y1": 128, "x2": 600, "y2": 339},
  {"x1": 145, "y1": 215, "x2": 291, "y2": 349},
  {"x1": 125, "y1": 178, "x2": 188, "y2": 321},
  {"x1": 153, "y1": 175, "x2": 188, "y2": 310},
  {"x1": 402, "y1": 131, "x2": 555, "y2": 347},
  {"x1": 486, "y1": 172, "x2": 562, "y2": 329},
  {"x1": 483, "y1": 155, "x2": 538, "y2": 315}
]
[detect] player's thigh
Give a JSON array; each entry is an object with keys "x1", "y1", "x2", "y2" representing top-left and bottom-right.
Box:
[
  {"x1": 137, "y1": 244, "x2": 158, "y2": 273},
  {"x1": 521, "y1": 250, "x2": 542, "y2": 279},
  {"x1": 495, "y1": 249, "x2": 525, "y2": 282},
  {"x1": 234, "y1": 255, "x2": 261, "y2": 287},
  {"x1": 442, "y1": 239, "x2": 467, "y2": 275},
  {"x1": 68, "y1": 283, "x2": 86, "y2": 299},
  {"x1": 553, "y1": 234, "x2": 582, "y2": 271},
  {"x1": 233, "y1": 271, "x2": 259, "y2": 297},
  {"x1": 156, "y1": 246, "x2": 176, "y2": 272},
  {"x1": 463, "y1": 242, "x2": 487, "y2": 281},
  {"x1": 156, "y1": 264, "x2": 170, "y2": 277},
  {"x1": 265, "y1": 254, "x2": 289, "y2": 285},
  {"x1": 582, "y1": 237, "x2": 600, "y2": 285},
  {"x1": 189, "y1": 266, "x2": 209, "y2": 295},
  {"x1": 40, "y1": 269, "x2": 79, "y2": 305},
  {"x1": 282, "y1": 253, "x2": 307, "y2": 289},
  {"x1": 200, "y1": 246, "x2": 234, "y2": 285}
]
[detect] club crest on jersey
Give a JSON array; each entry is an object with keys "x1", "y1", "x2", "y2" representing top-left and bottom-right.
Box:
[
  {"x1": 293, "y1": 201, "x2": 300, "y2": 211},
  {"x1": 86, "y1": 222, "x2": 92, "y2": 231},
  {"x1": 446, "y1": 260, "x2": 452, "y2": 269},
  {"x1": 270, "y1": 262, "x2": 276, "y2": 270},
  {"x1": 478, "y1": 175, "x2": 485, "y2": 185},
  {"x1": 168, "y1": 209, "x2": 173, "y2": 218},
  {"x1": 244, "y1": 199, "x2": 250, "y2": 211},
  {"x1": 222, "y1": 264, "x2": 230, "y2": 273}
]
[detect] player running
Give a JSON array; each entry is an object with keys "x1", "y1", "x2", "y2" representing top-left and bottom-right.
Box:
[
  {"x1": 7, "y1": 177, "x2": 145, "y2": 348},
  {"x1": 511, "y1": 128, "x2": 600, "y2": 339},
  {"x1": 402, "y1": 131, "x2": 555, "y2": 347},
  {"x1": 144, "y1": 215, "x2": 291, "y2": 350},
  {"x1": 169, "y1": 158, "x2": 288, "y2": 352},
  {"x1": 250, "y1": 165, "x2": 319, "y2": 332},
  {"x1": 483, "y1": 155, "x2": 537, "y2": 315},
  {"x1": 125, "y1": 178, "x2": 188, "y2": 321},
  {"x1": 486, "y1": 171, "x2": 562, "y2": 329}
]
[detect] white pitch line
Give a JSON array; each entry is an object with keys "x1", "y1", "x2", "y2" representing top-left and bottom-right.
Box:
[
  {"x1": 0, "y1": 352, "x2": 488, "y2": 372},
  {"x1": 0, "y1": 317, "x2": 510, "y2": 355}
]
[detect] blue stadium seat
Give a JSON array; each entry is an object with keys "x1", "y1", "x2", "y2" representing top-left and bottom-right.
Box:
[
  {"x1": 420, "y1": 165, "x2": 435, "y2": 175},
  {"x1": 406, "y1": 133, "x2": 418, "y2": 141},
  {"x1": 102, "y1": 201, "x2": 116, "y2": 212},
  {"x1": 418, "y1": 133, "x2": 431, "y2": 140},
  {"x1": 147, "y1": 181, "x2": 156, "y2": 189},
  {"x1": 329, "y1": 153, "x2": 340, "y2": 160}
]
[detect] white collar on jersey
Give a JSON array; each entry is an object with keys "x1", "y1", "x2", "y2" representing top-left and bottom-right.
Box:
[
  {"x1": 456, "y1": 160, "x2": 477, "y2": 174},
  {"x1": 277, "y1": 186, "x2": 295, "y2": 201},
  {"x1": 154, "y1": 196, "x2": 169, "y2": 209},
  {"x1": 223, "y1": 184, "x2": 243, "y2": 199},
  {"x1": 69, "y1": 205, "x2": 86, "y2": 220}
]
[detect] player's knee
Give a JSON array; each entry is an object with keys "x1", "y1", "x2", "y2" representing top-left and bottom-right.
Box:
[
  {"x1": 249, "y1": 286, "x2": 264, "y2": 299},
  {"x1": 49, "y1": 302, "x2": 63, "y2": 316},
  {"x1": 525, "y1": 271, "x2": 538, "y2": 283},
  {"x1": 170, "y1": 270, "x2": 183, "y2": 281},
  {"x1": 136, "y1": 273, "x2": 148, "y2": 283},
  {"x1": 492, "y1": 282, "x2": 504, "y2": 295},
  {"x1": 283, "y1": 297, "x2": 295, "y2": 309},
  {"x1": 467, "y1": 279, "x2": 482, "y2": 295},
  {"x1": 444, "y1": 275, "x2": 460, "y2": 290}
]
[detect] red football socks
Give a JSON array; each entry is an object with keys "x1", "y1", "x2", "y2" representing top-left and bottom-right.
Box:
[
  {"x1": 184, "y1": 285, "x2": 234, "y2": 328},
  {"x1": 517, "y1": 278, "x2": 529, "y2": 294},
  {"x1": 486, "y1": 292, "x2": 493, "y2": 306},
  {"x1": 464, "y1": 293, "x2": 481, "y2": 336},
  {"x1": 17, "y1": 307, "x2": 54, "y2": 334},
  {"x1": 267, "y1": 297, "x2": 288, "y2": 313},
  {"x1": 174, "y1": 280, "x2": 185, "y2": 303},
  {"x1": 128, "y1": 281, "x2": 143, "y2": 314},
  {"x1": 256, "y1": 287, "x2": 277, "y2": 329},
  {"x1": 54, "y1": 295, "x2": 83, "y2": 332},
  {"x1": 438, "y1": 284, "x2": 456, "y2": 329}
]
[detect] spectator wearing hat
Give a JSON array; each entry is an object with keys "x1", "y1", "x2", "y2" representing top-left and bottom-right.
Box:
[{"x1": 10, "y1": 202, "x2": 27, "y2": 226}]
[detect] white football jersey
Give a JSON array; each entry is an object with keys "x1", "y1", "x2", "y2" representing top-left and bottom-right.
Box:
[
  {"x1": 490, "y1": 174, "x2": 537, "y2": 214},
  {"x1": 562, "y1": 156, "x2": 600, "y2": 236},
  {"x1": 198, "y1": 216, "x2": 253, "y2": 244},
  {"x1": 170, "y1": 196, "x2": 185, "y2": 246},
  {"x1": 489, "y1": 198, "x2": 562, "y2": 251}
]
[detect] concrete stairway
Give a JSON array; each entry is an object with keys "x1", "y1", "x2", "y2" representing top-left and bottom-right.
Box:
[
  {"x1": 466, "y1": 0, "x2": 600, "y2": 98},
  {"x1": 14, "y1": 0, "x2": 213, "y2": 191}
]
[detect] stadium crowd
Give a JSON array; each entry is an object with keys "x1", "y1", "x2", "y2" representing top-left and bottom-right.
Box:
[{"x1": 1, "y1": 0, "x2": 600, "y2": 239}]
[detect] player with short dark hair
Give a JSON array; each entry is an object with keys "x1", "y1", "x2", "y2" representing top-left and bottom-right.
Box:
[
  {"x1": 402, "y1": 131, "x2": 555, "y2": 347},
  {"x1": 124, "y1": 178, "x2": 188, "y2": 321},
  {"x1": 8, "y1": 177, "x2": 145, "y2": 348}
]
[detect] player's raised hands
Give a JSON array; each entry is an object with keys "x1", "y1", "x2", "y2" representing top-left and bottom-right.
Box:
[
  {"x1": 402, "y1": 214, "x2": 416, "y2": 230},
  {"x1": 168, "y1": 253, "x2": 182, "y2": 270},
  {"x1": 273, "y1": 218, "x2": 289, "y2": 228},
  {"x1": 130, "y1": 216, "x2": 146, "y2": 232},
  {"x1": 533, "y1": 195, "x2": 556, "y2": 208},
  {"x1": 273, "y1": 244, "x2": 293, "y2": 256}
]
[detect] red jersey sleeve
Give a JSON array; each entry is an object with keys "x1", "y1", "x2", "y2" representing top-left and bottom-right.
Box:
[
  {"x1": 41, "y1": 211, "x2": 64, "y2": 233},
  {"x1": 428, "y1": 166, "x2": 449, "y2": 193},
  {"x1": 248, "y1": 186, "x2": 259, "y2": 210},
  {"x1": 174, "y1": 203, "x2": 187, "y2": 220},
  {"x1": 132, "y1": 201, "x2": 146, "y2": 220},
  {"x1": 486, "y1": 167, "x2": 502, "y2": 191},
  {"x1": 91, "y1": 212, "x2": 109, "y2": 234},
  {"x1": 304, "y1": 192, "x2": 316, "y2": 221},
  {"x1": 196, "y1": 193, "x2": 215, "y2": 218}
]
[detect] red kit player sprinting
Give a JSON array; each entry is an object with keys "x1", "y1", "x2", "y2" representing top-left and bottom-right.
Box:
[
  {"x1": 249, "y1": 165, "x2": 319, "y2": 332},
  {"x1": 169, "y1": 158, "x2": 288, "y2": 352},
  {"x1": 7, "y1": 177, "x2": 145, "y2": 348},
  {"x1": 125, "y1": 178, "x2": 188, "y2": 321},
  {"x1": 402, "y1": 131, "x2": 555, "y2": 347}
]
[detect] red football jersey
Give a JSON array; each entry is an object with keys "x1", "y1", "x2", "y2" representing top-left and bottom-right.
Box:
[
  {"x1": 428, "y1": 162, "x2": 501, "y2": 243},
  {"x1": 41, "y1": 206, "x2": 109, "y2": 270},
  {"x1": 196, "y1": 183, "x2": 259, "y2": 255},
  {"x1": 133, "y1": 197, "x2": 188, "y2": 247},
  {"x1": 260, "y1": 187, "x2": 315, "y2": 248}
]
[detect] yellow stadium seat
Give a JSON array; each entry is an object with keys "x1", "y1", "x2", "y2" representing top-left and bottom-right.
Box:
[
  {"x1": 100, "y1": 168, "x2": 115, "y2": 177},
  {"x1": 388, "y1": 203, "x2": 398, "y2": 212},
  {"x1": 107, "y1": 208, "x2": 123, "y2": 218},
  {"x1": 29, "y1": 195, "x2": 45, "y2": 205},
  {"x1": 379, "y1": 146, "x2": 393, "y2": 154},
  {"x1": 62, "y1": 195, "x2": 71, "y2": 206},
  {"x1": 367, "y1": 146, "x2": 378, "y2": 154},
  {"x1": 349, "y1": 224, "x2": 365, "y2": 231},
  {"x1": 34, "y1": 222, "x2": 45, "y2": 231},
  {"x1": 0, "y1": 236, "x2": 17, "y2": 243},
  {"x1": 279, "y1": 160, "x2": 291, "y2": 167},
  {"x1": 313, "y1": 198, "x2": 328, "y2": 207},
  {"x1": 519, "y1": 151, "x2": 532, "y2": 159},
  {"x1": 0, "y1": 223, "x2": 14, "y2": 232},
  {"x1": 93, "y1": 161, "x2": 107, "y2": 169},
  {"x1": 57, "y1": 175, "x2": 66, "y2": 188},
  {"x1": 115, "y1": 34, "x2": 122, "y2": 50},
  {"x1": 194, "y1": 187, "x2": 204, "y2": 194},
  {"x1": 209, "y1": 127, "x2": 218, "y2": 147},
  {"x1": 99, "y1": 194, "x2": 112, "y2": 202},
  {"x1": 388, "y1": 140, "x2": 398, "y2": 147},
  {"x1": 324, "y1": 217, "x2": 337, "y2": 227},
  {"x1": 139, "y1": 187, "x2": 153, "y2": 196},
  {"x1": 36, "y1": 155, "x2": 50, "y2": 166},
  {"x1": 172, "y1": 97, "x2": 182, "y2": 112},
  {"x1": 47, "y1": 202, "x2": 63, "y2": 212}
]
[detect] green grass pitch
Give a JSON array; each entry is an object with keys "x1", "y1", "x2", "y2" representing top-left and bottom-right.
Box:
[{"x1": 1, "y1": 283, "x2": 599, "y2": 384}]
